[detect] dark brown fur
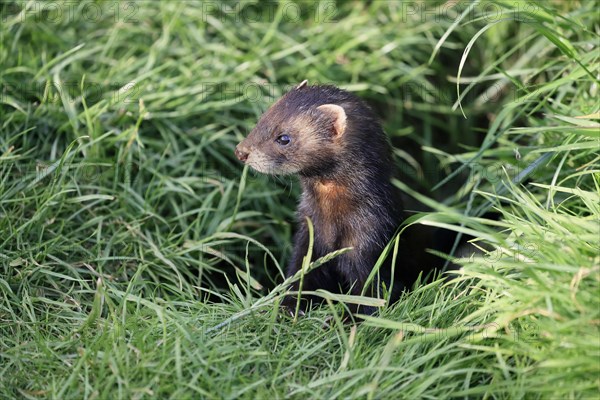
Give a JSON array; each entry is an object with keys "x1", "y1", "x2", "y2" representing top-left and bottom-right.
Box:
[{"x1": 235, "y1": 84, "x2": 434, "y2": 315}]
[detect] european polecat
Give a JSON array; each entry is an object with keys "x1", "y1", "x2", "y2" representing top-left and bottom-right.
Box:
[{"x1": 235, "y1": 81, "x2": 436, "y2": 315}]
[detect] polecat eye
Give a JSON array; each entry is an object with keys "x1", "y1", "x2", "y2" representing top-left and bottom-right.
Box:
[{"x1": 276, "y1": 134, "x2": 291, "y2": 146}]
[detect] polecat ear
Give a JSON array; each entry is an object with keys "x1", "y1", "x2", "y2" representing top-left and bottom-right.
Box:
[
  {"x1": 317, "y1": 104, "x2": 347, "y2": 136},
  {"x1": 295, "y1": 80, "x2": 308, "y2": 89}
]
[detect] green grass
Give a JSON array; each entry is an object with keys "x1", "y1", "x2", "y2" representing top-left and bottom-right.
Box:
[{"x1": 1, "y1": 1, "x2": 599, "y2": 398}]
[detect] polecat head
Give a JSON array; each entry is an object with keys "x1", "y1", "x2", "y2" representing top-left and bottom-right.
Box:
[{"x1": 235, "y1": 81, "x2": 362, "y2": 177}]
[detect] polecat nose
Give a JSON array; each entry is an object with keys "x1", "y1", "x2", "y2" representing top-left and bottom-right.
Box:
[{"x1": 235, "y1": 145, "x2": 249, "y2": 162}]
